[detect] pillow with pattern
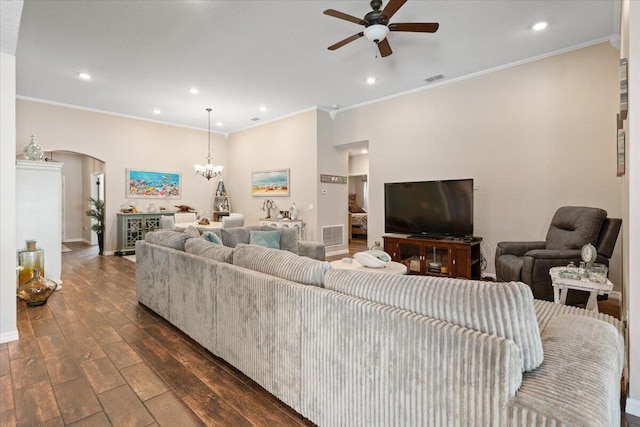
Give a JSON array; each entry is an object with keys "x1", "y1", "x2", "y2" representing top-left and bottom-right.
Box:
[
  {"x1": 201, "y1": 231, "x2": 222, "y2": 245},
  {"x1": 183, "y1": 225, "x2": 201, "y2": 238},
  {"x1": 249, "y1": 230, "x2": 281, "y2": 249}
]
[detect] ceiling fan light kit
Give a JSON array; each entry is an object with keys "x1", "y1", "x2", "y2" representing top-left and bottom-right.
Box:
[
  {"x1": 324, "y1": 0, "x2": 439, "y2": 57},
  {"x1": 364, "y1": 24, "x2": 389, "y2": 42}
]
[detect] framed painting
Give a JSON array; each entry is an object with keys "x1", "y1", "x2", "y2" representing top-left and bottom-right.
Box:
[
  {"x1": 252, "y1": 169, "x2": 290, "y2": 197},
  {"x1": 126, "y1": 169, "x2": 181, "y2": 198}
]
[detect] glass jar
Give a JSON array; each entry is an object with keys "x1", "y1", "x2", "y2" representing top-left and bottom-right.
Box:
[
  {"x1": 23, "y1": 135, "x2": 44, "y2": 161},
  {"x1": 17, "y1": 268, "x2": 56, "y2": 306},
  {"x1": 17, "y1": 240, "x2": 44, "y2": 287},
  {"x1": 370, "y1": 241, "x2": 383, "y2": 251}
]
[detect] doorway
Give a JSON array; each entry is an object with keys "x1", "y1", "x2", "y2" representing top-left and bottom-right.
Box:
[{"x1": 47, "y1": 151, "x2": 106, "y2": 247}]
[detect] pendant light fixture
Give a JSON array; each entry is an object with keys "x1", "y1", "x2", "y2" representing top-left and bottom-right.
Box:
[{"x1": 194, "y1": 108, "x2": 223, "y2": 180}]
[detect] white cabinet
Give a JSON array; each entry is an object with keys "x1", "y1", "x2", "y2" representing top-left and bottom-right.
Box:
[
  {"x1": 16, "y1": 160, "x2": 63, "y2": 286},
  {"x1": 259, "y1": 219, "x2": 304, "y2": 240}
]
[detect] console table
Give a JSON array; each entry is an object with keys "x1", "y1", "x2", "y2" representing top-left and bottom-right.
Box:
[
  {"x1": 259, "y1": 218, "x2": 304, "y2": 240},
  {"x1": 116, "y1": 212, "x2": 174, "y2": 255},
  {"x1": 383, "y1": 234, "x2": 482, "y2": 280}
]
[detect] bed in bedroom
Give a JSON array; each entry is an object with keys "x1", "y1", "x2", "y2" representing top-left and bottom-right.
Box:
[{"x1": 348, "y1": 194, "x2": 367, "y2": 241}]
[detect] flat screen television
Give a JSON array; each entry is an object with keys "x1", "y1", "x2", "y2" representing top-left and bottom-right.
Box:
[{"x1": 384, "y1": 179, "x2": 473, "y2": 238}]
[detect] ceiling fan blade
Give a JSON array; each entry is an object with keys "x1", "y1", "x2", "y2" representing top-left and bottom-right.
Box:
[
  {"x1": 389, "y1": 22, "x2": 440, "y2": 33},
  {"x1": 328, "y1": 32, "x2": 364, "y2": 50},
  {"x1": 381, "y1": 0, "x2": 407, "y2": 20},
  {"x1": 324, "y1": 9, "x2": 365, "y2": 25},
  {"x1": 377, "y1": 38, "x2": 392, "y2": 57}
]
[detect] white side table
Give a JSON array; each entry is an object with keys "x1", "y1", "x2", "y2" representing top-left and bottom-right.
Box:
[
  {"x1": 330, "y1": 259, "x2": 408, "y2": 275},
  {"x1": 549, "y1": 266, "x2": 613, "y2": 313}
]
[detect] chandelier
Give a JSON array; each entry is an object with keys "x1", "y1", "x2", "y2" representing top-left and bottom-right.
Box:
[{"x1": 194, "y1": 108, "x2": 223, "y2": 180}]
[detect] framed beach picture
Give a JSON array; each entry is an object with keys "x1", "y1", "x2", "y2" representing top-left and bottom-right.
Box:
[
  {"x1": 252, "y1": 169, "x2": 290, "y2": 197},
  {"x1": 126, "y1": 169, "x2": 181, "y2": 198}
]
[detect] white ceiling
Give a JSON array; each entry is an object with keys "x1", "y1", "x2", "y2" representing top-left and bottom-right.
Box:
[{"x1": 16, "y1": 0, "x2": 618, "y2": 134}]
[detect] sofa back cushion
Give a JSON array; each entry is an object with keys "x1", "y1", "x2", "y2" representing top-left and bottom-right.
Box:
[
  {"x1": 184, "y1": 238, "x2": 234, "y2": 263},
  {"x1": 545, "y1": 206, "x2": 607, "y2": 250},
  {"x1": 233, "y1": 244, "x2": 330, "y2": 287},
  {"x1": 145, "y1": 230, "x2": 191, "y2": 251},
  {"x1": 221, "y1": 226, "x2": 299, "y2": 254},
  {"x1": 324, "y1": 270, "x2": 543, "y2": 372}
]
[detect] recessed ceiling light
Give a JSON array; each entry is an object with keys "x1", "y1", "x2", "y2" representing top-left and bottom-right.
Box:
[
  {"x1": 259, "y1": 105, "x2": 267, "y2": 112},
  {"x1": 216, "y1": 121, "x2": 223, "y2": 127},
  {"x1": 189, "y1": 87, "x2": 199, "y2": 94},
  {"x1": 532, "y1": 21, "x2": 548, "y2": 31},
  {"x1": 78, "y1": 72, "x2": 91, "y2": 80},
  {"x1": 366, "y1": 77, "x2": 376, "y2": 85},
  {"x1": 361, "y1": 149, "x2": 368, "y2": 154},
  {"x1": 152, "y1": 109, "x2": 162, "y2": 114}
]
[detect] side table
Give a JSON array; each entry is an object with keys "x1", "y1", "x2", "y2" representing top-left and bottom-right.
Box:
[{"x1": 549, "y1": 266, "x2": 613, "y2": 313}]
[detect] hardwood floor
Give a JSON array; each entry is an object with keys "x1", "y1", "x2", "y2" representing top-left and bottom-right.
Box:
[{"x1": 2, "y1": 238, "x2": 637, "y2": 426}]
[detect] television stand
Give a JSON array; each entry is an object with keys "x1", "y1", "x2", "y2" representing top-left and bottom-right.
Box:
[
  {"x1": 383, "y1": 234, "x2": 482, "y2": 280},
  {"x1": 409, "y1": 234, "x2": 445, "y2": 240}
]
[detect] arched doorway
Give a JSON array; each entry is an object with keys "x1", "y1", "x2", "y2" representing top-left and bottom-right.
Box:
[{"x1": 46, "y1": 151, "x2": 106, "y2": 250}]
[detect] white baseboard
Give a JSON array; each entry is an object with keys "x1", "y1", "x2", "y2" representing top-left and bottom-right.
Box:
[
  {"x1": 626, "y1": 397, "x2": 640, "y2": 417},
  {"x1": 326, "y1": 248, "x2": 349, "y2": 257},
  {"x1": 0, "y1": 330, "x2": 19, "y2": 344},
  {"x1": 63, "y1": 238, "x2": 83, "y2": 243},
  {"x1": 482, "y1": 272, "x2": 497, "y2": 280},
  {"x1": 608, "y1": 291, "x2": 621, "y2": 300}
]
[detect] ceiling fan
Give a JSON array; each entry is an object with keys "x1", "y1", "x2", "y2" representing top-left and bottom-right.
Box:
[{"x1": 324, "y1": 0, "x2": 439, "y2": 57}]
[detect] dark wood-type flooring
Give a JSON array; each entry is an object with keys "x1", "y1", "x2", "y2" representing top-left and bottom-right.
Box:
[{"x1": 1, "y1": 237, "x2": 638, "y2": 426}]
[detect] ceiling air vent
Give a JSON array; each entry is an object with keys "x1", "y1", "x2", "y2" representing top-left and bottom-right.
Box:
[
  {"x1": 424, "y1": 74, "x2": 444, "y2": 83},
  {"x1": 251, "y1": 117, "x2": 261, "y2": 122}
]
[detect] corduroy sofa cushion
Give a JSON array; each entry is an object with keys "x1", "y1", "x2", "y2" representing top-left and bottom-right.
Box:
[
  {"x1": 184, "y1": 238, "x2": 234, "y2": 264},
  {"x1": 324, "y1": 270, "x2": 543, "y2": 372},
  {"x1": 233, "y1": 244, "x2": 330, "y2": 287},
  {"x1": 144, "y1": 230, "x2": 191, "y2": 251}
]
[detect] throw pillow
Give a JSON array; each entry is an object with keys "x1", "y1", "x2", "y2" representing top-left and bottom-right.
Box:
[
  {"x1": 249, "y1": 230, "x2": 281, "y2": 249},
  {"x1": 184, "y1": 225, "x2": 201, "y2": 238},
  {"x1": 201, "y1": 231, "x2": 222, "y2": 245}
]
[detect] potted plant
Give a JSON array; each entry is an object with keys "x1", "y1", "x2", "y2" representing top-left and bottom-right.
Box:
[{"x1": 85, "y1": 197, "x2": 105, "y2": 254}]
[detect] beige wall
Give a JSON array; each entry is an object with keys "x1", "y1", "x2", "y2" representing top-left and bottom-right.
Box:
[
  {"x1": 622, "y1": 0, "x2": 640, "y2": 415},
  {"x1": 349, "y1": 154, "x2": 369, "y2": 176},
  {"x1": 52, "y1": 152, "x2": 83, "y2": 242},
  {"x1": 227, "y1": 109, "x2": 320, "y2": 241},
  {"x1": 16, "y1": 100, "x2": 228, "y2": 253},
  {"x1": 317, "y1": 109, "x2": 349, "y2": 253},
  {"x1": 333, "y1": 42, "x2": 623, "y2": 288},
  {"x1": 0, "y1": 52, "x2": 18, "y2": 343}
]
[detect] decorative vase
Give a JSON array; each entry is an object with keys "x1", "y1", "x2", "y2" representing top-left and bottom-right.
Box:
[
  {"x1": 17, "y1": 240, "x2": 45, "y2": 287},
  {"x1": 289, "y1": 203, "x2": 298, "y2": 220},
  {"x1": 17, "y1": 268, "x2": 56, "y2": 306},
  {"x1": 147, "y1": 203, "x2": 157, "y2": 213},
  {"x1": 23, "y1": 135, "x2": 44, "y2": 161}
]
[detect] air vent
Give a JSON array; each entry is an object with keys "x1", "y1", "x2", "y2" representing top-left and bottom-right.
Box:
[
  {"x1": 424, "y1": 74, "x2": 445, "y2": 83},
  {"x1": 322, "y1": 225, "x2": 344, "y2": 247},
  {"x1": 251, "y1": 117, "x2": 261, "y2": 122}
]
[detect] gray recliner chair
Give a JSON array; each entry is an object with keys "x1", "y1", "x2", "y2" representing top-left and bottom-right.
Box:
[{"x1": 495, "y1": 206, "x2": 621, "y2": 304}]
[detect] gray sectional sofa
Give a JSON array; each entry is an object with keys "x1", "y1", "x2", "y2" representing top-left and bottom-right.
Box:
[{"x1": 136, "y1": 229, "x2": 625, "y2": 427}]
